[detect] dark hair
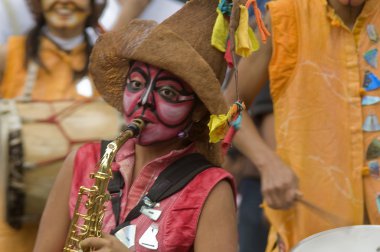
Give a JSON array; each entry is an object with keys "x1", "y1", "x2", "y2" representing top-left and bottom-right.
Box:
[{"x1": 24, "y1": 0, "x2": 99, "y2": 80}]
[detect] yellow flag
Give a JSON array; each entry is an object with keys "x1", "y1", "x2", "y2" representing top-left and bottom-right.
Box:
[
  {"x1": 235, "y1": 5, "x2": 260, "y2": 57},
  {"x1": 211, "y1": 8, "x2": 229, "y2": 52},
  {"x1": 208, "y1": 114, "x2": 229, "y2": 143}
]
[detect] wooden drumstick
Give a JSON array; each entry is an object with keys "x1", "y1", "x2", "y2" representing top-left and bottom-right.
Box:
[
  {"x1": 296, "y1": 194, "x2": 348, "y2": 226},
  {"x1": 260, "y1": 191, "x2": 349, "y2": 226}
]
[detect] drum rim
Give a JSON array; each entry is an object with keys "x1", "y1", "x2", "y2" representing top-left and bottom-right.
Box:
[{"x1": 291, "y1": 225, "x2": 380, "y2": 251}]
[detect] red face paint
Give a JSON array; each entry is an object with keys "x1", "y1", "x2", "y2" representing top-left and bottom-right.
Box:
[{"x1": 123, "y1": 61, "x2": 196, "y2": 145}]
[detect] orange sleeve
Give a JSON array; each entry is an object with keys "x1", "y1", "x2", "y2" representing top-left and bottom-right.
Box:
[{"x1": 0, "y1": 36, "x2": 27, "y2": 98}]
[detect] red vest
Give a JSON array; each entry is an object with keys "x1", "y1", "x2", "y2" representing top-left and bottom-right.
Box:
[{"x1": 70, "y1": 141, "x2": 235, "y2": 251}]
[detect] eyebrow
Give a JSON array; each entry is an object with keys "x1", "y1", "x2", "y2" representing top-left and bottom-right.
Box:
[
  {"x1": 155, "y1": 77, "x2": 194, "y2": 96},
  {"x1": 155, "y1": 68, "x2": 184, "y2": 83},
  {"x1": 155, "y1": 75, "x2": 184, "y2": 84},
  {"x1": 128, "y1": 65, "x2": 150, "y2": 81}
]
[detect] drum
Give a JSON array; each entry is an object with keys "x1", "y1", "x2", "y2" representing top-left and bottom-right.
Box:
[
  {"x1": 291, "y1": 225, "x2": 380, "y2": 252},
  {"x1": 0, "y1": 99, "x2": 122, "y2": 227}
]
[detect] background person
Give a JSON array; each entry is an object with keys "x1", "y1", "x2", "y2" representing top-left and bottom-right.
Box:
[
  {"x1": 224, "y1": 85, "x2": 273, "y2": 252},
  {"x1": 224, "y1": 0, "x2": 380, "y2": 251},
  {"x1": 223, "y1": 2, "x2": 271, "y2": 251},
  {"x1": 0, "y1": 1, "x2": 108, "y2": 251}
]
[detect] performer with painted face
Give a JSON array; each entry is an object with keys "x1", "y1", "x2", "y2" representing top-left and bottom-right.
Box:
[{"x1": 34, "y1": 0, "x2": 238, "y2": 251}]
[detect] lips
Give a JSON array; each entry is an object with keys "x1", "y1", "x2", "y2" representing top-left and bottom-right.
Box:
[
  {"x1": 132, "y1": 108, "x2": 157, "y2": 124},
  {"x1": 53, "y1": 8, "x2": 74, "y2": 18},
  {"x1": 49, "y1": 2, "x2": 83, "y2": 16},
  {"x1": 55, "y1": 8, "x2": 72, "y2": 15}
]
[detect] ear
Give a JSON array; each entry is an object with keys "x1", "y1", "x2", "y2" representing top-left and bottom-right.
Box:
[{"x1": 192, "y1": 103, "x2": 208, "y2": 123}]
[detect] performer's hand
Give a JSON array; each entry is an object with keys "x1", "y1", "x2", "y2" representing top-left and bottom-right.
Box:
[
  {"x1": 260, "y1": 155, "x2": 299, "y2": 209},
  {"x1": 80, "y1": 233, "x2": 130, "y2": 252}
]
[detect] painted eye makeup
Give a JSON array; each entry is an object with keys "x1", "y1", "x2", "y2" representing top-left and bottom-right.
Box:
[
  {"x1": 126, "y1": 80, "x2": 145, "y2": 92},
  {"x1": 157, "y1": 86, "x2": 180, "y2": 102},
  {"x1": 155, "y1": 76, "x2": 195, "y2": 103},
  {"x1": 157, "y1": 86, "x2": 195, "y2": 103},
  {"x1": 125, "y1": 67, "x2": 148, "y2": 92}
]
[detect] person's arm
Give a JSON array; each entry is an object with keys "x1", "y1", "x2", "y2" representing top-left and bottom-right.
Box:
[
  {"x1": 224, "y1": 14, "x2": 299, "y2": 209},
  {"x1": 111, "y1": 0, "x2": 151, "y2": 31},
  {"x1": 33, "y1": 150, "x2": 76, "y2": 252},
  {"x1": 0, "y1": 44, "x2": 7, "y2": 83},
  {"x1": 194, "y1": 180, "x2": 237, "y2": 252}
]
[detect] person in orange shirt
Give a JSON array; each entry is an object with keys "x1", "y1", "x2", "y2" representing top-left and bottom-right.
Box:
[
  {"x1": 0, "y1": 2, "x2": 108, "y2": 251},
  {"x1": 224, "y1": 0, "x2": 380, "y2": 251},
  {"x1": 0, "y1": 0, "x2": 106, "y2": 101},
  {"x1": 0, "y1": 0, "x2": 190, "y2": 101}
]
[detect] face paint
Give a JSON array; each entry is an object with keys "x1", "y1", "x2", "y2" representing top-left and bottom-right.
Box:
[
  {"x1": 123, "y1": 61, "x2": 196, "y2": 146},
  {"x1": 42, "y1": 0, "x2": 91, "y2": 32}
]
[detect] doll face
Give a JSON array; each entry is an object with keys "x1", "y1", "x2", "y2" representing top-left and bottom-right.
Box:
[
  {"x1": 42, "y1": 0, "x2": 91, "y2": 33},
  {"x1": 123, "y1": 61, "x2": 196, "y2": 146}
]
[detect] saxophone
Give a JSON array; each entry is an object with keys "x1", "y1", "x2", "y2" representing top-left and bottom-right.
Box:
[{"x1": 63, "y1": 118, "x2": 145, "y2": 252}]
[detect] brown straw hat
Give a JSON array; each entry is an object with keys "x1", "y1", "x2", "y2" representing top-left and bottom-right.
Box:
[
  {"x1": 90, "y1": 0, "x2": 227, "y2": 115},
  {"x1": 89, "y1": 0, "x2": 228, "y2": 164}
]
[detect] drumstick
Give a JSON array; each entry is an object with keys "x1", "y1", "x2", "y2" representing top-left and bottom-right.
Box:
[
  {"x1": 296, "y1": 197, "x2": 348, "y2": 226},
  {"x1": 260, "y1": 192, "x2": 349, "y2": 226}
]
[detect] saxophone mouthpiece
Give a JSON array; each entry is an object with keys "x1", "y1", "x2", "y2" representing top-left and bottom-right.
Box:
[{"x1": 127, "y1": 118, "x2": 145, "y2": 137}]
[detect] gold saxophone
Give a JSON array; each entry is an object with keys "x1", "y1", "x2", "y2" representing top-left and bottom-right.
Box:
[{"x1": 63, "y1": 118, "x2": 145, "y2": 252}]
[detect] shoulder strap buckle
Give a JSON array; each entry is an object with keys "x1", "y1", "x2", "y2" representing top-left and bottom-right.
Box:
[{"x1": 142, "y1": 196, "x2": 156, "y2": 208}]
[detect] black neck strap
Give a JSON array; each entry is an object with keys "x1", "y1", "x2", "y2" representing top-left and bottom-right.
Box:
[{"x1": 103, "y1": 144, "x2": 213, "y2": 234}]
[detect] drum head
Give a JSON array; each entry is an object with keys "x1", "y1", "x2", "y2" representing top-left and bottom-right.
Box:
[
  {"x1": 0, "y1": 100, "x2": 122, "y2": 225},
  {"x1": 292, "y1": 225, "x2": 380, "y2": 252}
]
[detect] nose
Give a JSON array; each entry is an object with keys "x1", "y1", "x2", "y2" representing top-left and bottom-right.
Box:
[
  {"x1": 139, "y1": 84, "x2": 155, "y2": 108},
  {"x1": 139, "y1": 92, "x2": 154, "y2": 107}
]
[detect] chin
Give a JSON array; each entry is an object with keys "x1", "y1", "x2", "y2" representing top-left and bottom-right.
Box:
[
  {"x1": 136, "y1": 134, "x2": 156, "y2": 146},
  {"x1": 136, "y1": 135, "x2": 176, "y2": 146},
  {"x1": 136, "y1": 131, "x2": 179, "y2": 147}
]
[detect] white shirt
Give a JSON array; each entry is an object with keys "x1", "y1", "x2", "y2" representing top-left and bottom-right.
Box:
[
  {"x1": 0, "y1": 0, "x2": 34, "y2": 44},
  {"x1": 99, "y1": 0, "x2": 185, "y2": 30}
]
